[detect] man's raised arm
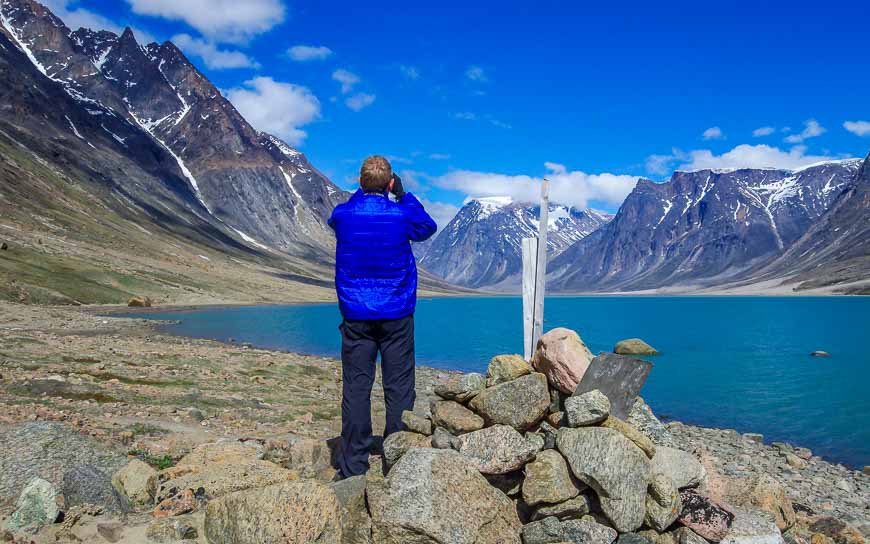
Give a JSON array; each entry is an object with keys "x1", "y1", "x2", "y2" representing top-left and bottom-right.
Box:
[{"x1": 391, "y1": 174, "x2": 437, "y2": 242}]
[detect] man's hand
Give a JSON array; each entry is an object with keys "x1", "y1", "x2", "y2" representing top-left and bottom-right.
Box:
[{"x1": 390, "y1": 173, "x2": 406, "y2": 199}]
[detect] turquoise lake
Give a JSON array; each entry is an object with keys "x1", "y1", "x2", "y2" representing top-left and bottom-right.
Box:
[{"x1": 128, "y1": 296, "x2": 870, "y2": 468}]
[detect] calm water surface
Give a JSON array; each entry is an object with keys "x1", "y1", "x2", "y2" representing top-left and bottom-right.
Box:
[{"x1": 127, "y1": 296, "x2": 870, "y2": 468}]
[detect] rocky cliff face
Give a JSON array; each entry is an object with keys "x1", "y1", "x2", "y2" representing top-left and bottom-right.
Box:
[
  {"x1": 0, "y1": 0, "x2": 347, "y2": 259},
  {"x1": 420, "y1": 197, "x2": 611, "y2": 288},
  {"x1": 547, "y1": 160, "x2": 864, "y2": 291}
]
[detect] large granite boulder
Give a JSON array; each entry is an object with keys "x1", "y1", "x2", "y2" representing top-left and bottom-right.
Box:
[
  {"x1": 368, "y1": 448, "x2": 521, "y2": 543},
  {"x1": 573, "y1": 353, "x2": 652, "y2": 419},
  {"x1": 400, "y1": 411, "x2": 432, "y2": 436},
  {"x1": 556, "y1": 427, "x2": 650, "y2": 532},
  {"x1": 601, "y1": 416, "x2": 656, "y2": 458},
  {"x1": 531, "y1": 328, "x2": 595, "y2": 394},
  {"x1": 565, "y1": 389, "x2": 611, "y2": 427},
  {"x1": 522, "y1": 450, "x2": 582, "y2": 507},
  {"x1": 330, "y1": 475, "x2": 372, "y2": 544},
  {"x1": 112, "y1": 459, "x2": 157, "y2": 507},
  {"x1": 614, "y1": 338, "x2": 659, "y2": 356},
  {"x1": 530, "y1": 492, "x2": 594, "y2": 521},
  {"x1": 521, "y1": 515, "x2": 618, "y2": 544},
  {"x1": 468, "y1": 372, "x2": 550, "y2": 431},
  {"x1": 720, "y1": 509, "x2": 785, "y2": 544},
  {"x1": 627, "y1": 398, "x2": 677, "y2": 448},
  {"x1": 645, "y1": 473, "x2": 682, "y2": 532},
  {"x1": 62, "y1": 464, "x2": 130, "y2": 514},
  {"x1": 2, "y1": 478, "x2": 61, "y2": 534},
  {"x1": 650, "y1": 447, "x2": 706, "y2": 489},
  {"x1": 431, "y1": 400, "x2": 485, "y2": 435},
  {"x1": 677, "y1": 489, "x2": 735, "y2": 542},
  {"x1": 486, "y1": 354, "x2": 532, "y2": 386},
  {"x1": 456, "y1": 425, "x2": 537, "y2": 475},
  {"x1": 434, "y1": 373, "x2": 486, "y2": 403},
  {"x1": 382, "y1": 431, "x2": 432, "y2": 468},
  {"x1": 204, "y1": 480, "x2": 342, "y2": 543}
]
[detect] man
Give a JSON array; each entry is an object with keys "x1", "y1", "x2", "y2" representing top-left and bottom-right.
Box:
[{"x1": 328, "y1": 155, "x2": 437, "y2": 478}]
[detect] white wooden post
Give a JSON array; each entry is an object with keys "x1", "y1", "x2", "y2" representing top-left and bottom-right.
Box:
[{"x1": 522, "y1": 178, "x2": 550, "y2": 361}]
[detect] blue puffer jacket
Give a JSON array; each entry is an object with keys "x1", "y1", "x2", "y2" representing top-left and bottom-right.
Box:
[{"x1": 328, "y1": 189, "x2": 437, "y2": 320}]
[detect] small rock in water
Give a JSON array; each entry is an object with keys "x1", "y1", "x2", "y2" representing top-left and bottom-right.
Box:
[
  {"x1": 809, "y1": 351, "x2": 830, "y2": 358},
  {"x1": 565, "y1": 389, "x2": 611, "y2": 427},
  {"x1": 614, "y1": 338, "x2": 660, "y2": 355}
]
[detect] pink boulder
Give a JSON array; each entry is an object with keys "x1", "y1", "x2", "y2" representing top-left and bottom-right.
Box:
[
  {"x1": 677, "y1": 489, "x2": 735, "y2": 542},
  {"x1": 531, "y1": 328, "x2": 594, "y2": 394}
]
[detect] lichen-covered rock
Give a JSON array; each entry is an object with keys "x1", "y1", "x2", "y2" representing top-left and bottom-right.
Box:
[
  {"x1": 601, "y1": 416, "x2": 656, "y2": 458},
  {"x1": 720, "y1": 508, "x2": 785, "y2": 544},
  {"x1": 434, "y1": 373, "x2": 486, "y2": 403},
  {"x1": 530, "y1": 492, "x2": 594, "y2": 521},
  {"x1": 369, "y1": 448, "x2": 522, "y2": 544},
  {"x1": 522, "y1": 450, "x2": 582, "y2": 507},
  {"x1": 531, "y1": 328, "x2": 595, "y2": 394},
  {"x1": 2, "y1": 478, "x2": 61, "y2": 534},
  {"x1": 382, "y1": 431, "x2": 431, "y2": 468},
  {"x1": 627, "y1": 398, "x2": 676, "y2": 448},
  {"x1": 457, "y1": 425, "x2": 537, "y2": 475},
  {"x1": 651, "y1": 447, "x2": 706, "y2": 489},
  {"x1": 673, "y1": 527, "x2": 709, "y2": 544},
  {"x1": 565, "y1": 389, "x2": 611, "y2": 427},
  {"x1": 486, "y1": 354, "x2": 532, "y2": 386},
  {"x1": 204, "y1": 480, "x2": 342, "y2": 544},
  {"x1": 468, "y1": 372, "x2": 550, "y2": 431},
  {"x1": 614, "y1": 338, "x2": 659, "y2": 356},
  {"x1": 330, "y1": 475, "x2": 372, "y2": 544},
  {"x1": 431, "y1": 426, "x2": 460, "y2": 450},
  {"x1": 677, "y1": 489, "x2": 735, "y2": 542},
  {"x1": 400, "y1": 411, "x2": 432, "y2": 435},
  {"x1": 430, "y1": 400, "x2": 485, "y2": 435},
  {"x1": 645, "y1": 474, "x2": 682, "y2": 532},
  {"x1": 521, "y1": 515, "x2": 618, "y2": 544},
  {"x1": 112, "y1": 458, "x2": 157, "y2": 507},
  {"x1": 556, "y1": 427, "x2": 650, "y2": 532},
  {"x1": 62, "y1": 464, "x2": 130, "y2": 514},
  {"x1": 724, "y1": 475, "x2": 796, "y2": 531},
  {"x1": 146, "y1": 513, "x2": 200, "y2": 542}
]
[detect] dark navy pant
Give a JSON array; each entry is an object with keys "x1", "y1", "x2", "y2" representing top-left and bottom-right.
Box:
[{"x1": 338, "y1": 315, "x2": 416, "y2": 477}]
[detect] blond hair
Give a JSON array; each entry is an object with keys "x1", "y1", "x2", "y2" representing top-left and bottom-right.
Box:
[{"x1": 360, "y1": 155, "x2": 392, "y2": 192}]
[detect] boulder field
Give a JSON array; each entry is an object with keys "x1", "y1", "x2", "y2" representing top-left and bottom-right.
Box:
[{"x1": 2, "y1": 329, "x2": 866, "y2": 544}]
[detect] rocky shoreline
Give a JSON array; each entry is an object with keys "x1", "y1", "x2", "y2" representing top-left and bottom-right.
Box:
[{"x1": 0, "y1": 300, "x2": 867, "y2": 542}]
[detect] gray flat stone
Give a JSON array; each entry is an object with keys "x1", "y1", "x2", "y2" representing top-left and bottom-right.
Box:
[{"x1": 573, "y1": 353, "x2": 653, "y2": 419}]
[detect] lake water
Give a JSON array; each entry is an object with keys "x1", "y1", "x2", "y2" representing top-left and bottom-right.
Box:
[{"x1": 127, "y1": 296, "x2": 870, "y2": 468}]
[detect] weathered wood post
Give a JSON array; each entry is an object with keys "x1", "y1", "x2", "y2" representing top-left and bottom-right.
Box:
[{"x1": 522, "y1": 178, "x2": 550, "y2": 360}]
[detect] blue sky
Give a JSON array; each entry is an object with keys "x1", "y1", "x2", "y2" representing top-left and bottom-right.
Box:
[{"x1": 44, "y1": 0, "x2": 870, "y2": 225}]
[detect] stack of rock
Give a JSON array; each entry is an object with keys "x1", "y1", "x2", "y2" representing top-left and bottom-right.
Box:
[{"x1": 377, "y1": 327, "x2": 786, "y2": 544}]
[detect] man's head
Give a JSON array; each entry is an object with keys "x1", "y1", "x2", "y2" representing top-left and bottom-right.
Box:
[{"x1": 360, "y1": 155, "x2": 393, "y2": 193}]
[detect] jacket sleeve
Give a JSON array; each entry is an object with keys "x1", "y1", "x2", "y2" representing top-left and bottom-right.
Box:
[{"x1": 398, "y1": 192, "x2": 437, "y2": 242}]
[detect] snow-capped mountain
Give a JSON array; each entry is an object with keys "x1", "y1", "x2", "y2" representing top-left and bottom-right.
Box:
[
  {"x1": 548, "y1": 159, "x2": 865, "y2": 291},
  {"x1": 420, "y1": 197, "x2": 612, "y2": 288},
  {"x1": 0, "y1": 0, "x2": 348, "y2": 259}
]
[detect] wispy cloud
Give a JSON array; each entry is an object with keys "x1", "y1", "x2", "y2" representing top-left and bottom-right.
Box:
[
  {"x1": 399, "y1": 65, "x2": 420, "y2": 80},
  {"x1": 465, "y1": 65, "x2": 488, "y2": 83},
  {"x1": 702, "y1": 126, "x2": 724, "y2": 140},
  {"x1": 489, "y1": 119, "x2": 512, "y2": 129},
  {"x1": 42, "y1": 0, "x2": 156, "y2": 43},
  {"x1": 332, "y1": 69, "x2": 360, "y2": 94},
  {"x1": 843, "y1": 120, "x2": 870, "y2": 137},
  {"x1": 453, "y1": 112, "x2": 478, "y2": 121},
  {"x1": 646, "y1": 144, "x2": 842, "y2": 175},
  {"x1": 287, "y1": 45, "x2": 332, "y2": 62},
  {"x1": 173, "y1": 34, "x2": 259, "y2": 69},
  {"x1": 126, "y1": 0, "x2": 285, "y2": 43},
  {"x1": 784, "y1": 119, "x2": 826, "y2": 143},
  {"x1": 428, "y1": 153, "x2": 451, "y2": 160},
  {"x1": 225, "y1": 77, "x2": 320, "y2": 145},
  {"x1": 752, "y1": 126, "x2": 776, "y2": 137},
  {"x1": 345, "y1": 93, "x2": 375, "y2": 111}
]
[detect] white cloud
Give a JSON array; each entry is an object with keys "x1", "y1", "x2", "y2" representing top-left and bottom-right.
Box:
[
  {"x1": 399, "y1": 65, "x2": 420, "y2": 79},
  {"x1": 345, "y1": 93, "x2": 375, "y2": 111},
  {"x1": 702, "y1": 126, "x2": 724, "y2": 140},
  {"x1": 126, "y1": 0, "x2": 285, "y2": 43},
  {"x1": 172, "y1": 34, "x2": 258, "y2": 69},
  {"x1": 429, "y1": 153, "x2": 450, "y2": 160},
  {"x1": 784, "y1": 119, "x2": 826, "y2": 143},
  {"x1": 453, "y1": 112, "x2": 477, "y2": 121},
  {"x1": 432, "y1": 163, "x2": 638, "y2": 210},
  {"x1": 489, "y1": 119, "x2": 512, "y2": 129},
  {"x1": 287, "y1": 45, "x2": 332, "y2": 62},
  {"x1": 843, "y1": 120, "x2": 870, "y2": 137},
  {"x1": 753, "y1": 126, "x2": 775, "y2": 137},
  {"x1": 42, "y1": 0, "x2": 120, "y2": 32},
  {"x1": 668, "y1": 144, "x2": 836, "y2": 172},
  {"x1": 225, "y1": 77, "x2": 320, "y2": 145},
  {"x1": 332, "y1": 69, "x2": 359, "y2": 94},
  {"x1": 465, "y1": 65, "x2": 487, "y2": 82},
  {"x1": 419, "y1": 199, "x2": 460, "y2": 232},
  {"x1": 645, "y1": 152, "x2": 677, "y2": 176}
]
